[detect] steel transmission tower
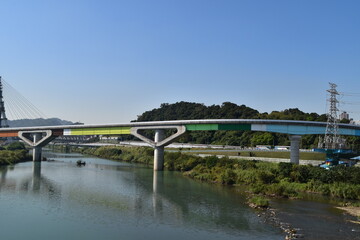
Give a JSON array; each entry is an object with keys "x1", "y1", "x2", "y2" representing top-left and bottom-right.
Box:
[
  {"x1": 0, "y1": 76, "x2": 9, "y2": 128},
  {"x1": 323, "y1": 82, "x2": 339, "y2": 149}
]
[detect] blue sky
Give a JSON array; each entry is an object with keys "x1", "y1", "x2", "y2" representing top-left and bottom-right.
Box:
[{"x1": 1, "y1": 0, "x2": 360, "y2": 124}]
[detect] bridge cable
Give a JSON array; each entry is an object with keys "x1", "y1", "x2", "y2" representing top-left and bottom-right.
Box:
[
  {"x1": 3, "y1": 79, "x2": 46, "y2": 119},
  {"x1": 2, "y1": 78, "x2": 46, "y2": 120},
  {"x1": 4, "y1": 89, "x2": 37, "y2": 119}
]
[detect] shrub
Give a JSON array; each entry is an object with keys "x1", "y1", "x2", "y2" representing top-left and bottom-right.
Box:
[
  {"x1": 329, "y1": 165, "x2": 349, "y2": 183},
  {"x1": 290, "y1": 165, "x2": 310, "y2": 183},
  {"x1": 257, "y1": 170, "x2": 277, "y2": 184},
  {"x1": 329, "y1": 183, "x2": 360, "y2": 200},
  {"x1": 265, "y1": 184, "x2": 285, "y2": 196},
  {"x1": 204, "y1": 156, "x2": 218, "y2": 168},
  {"x1": 0, "y1": 149, "x2": 30, "y2": 165},
  {"x1": 181, "y1": 157, "x2": 203, "y2": 171},
  {"x1": 264, "y1": 183, "x2": 299, "y2": 198},
  {"x1": 248, "y1": 196, "x2": 269, "y2": 208},
  {"x1": 347, "y1": 167, "x2": 360, "y2": 185},
  {"x1": 250, "y1": 184, "x2": 266, "y2": 194},
  {"x1": 235, "y1": 169, "x2": 258, "y2": 184},
  {"x1": 278, "y1": 162, "x2": 293, "y2": 178},
  {"x1": 6, "y1": 142, "x2": 26, "y2": 151},
  {"x1": 308, "y1": 166, "x2": 331, "y2": 183},
  {"x1": 236, "y1": 160, "x2": 257, "y2": 170},
  {"x1": 219, "y1": 169, "x2": 236, "y2": 185}
]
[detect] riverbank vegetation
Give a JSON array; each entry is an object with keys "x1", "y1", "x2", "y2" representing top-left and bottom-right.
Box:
[
  {"x1": 0, "y1": 142, "x2": 31, "y2": 165},
  {"x1": 165, "y1": 152, "x2": 360, "y2": 201},
  {"x1": 67, "y1": 145, "x2": 360, "y2": 204},
  {"x1": 69, "y1": 145, "x2": 154, "y2": 164}
]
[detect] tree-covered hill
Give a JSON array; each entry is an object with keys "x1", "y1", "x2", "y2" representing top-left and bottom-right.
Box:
[
  {"x1": 133, "y1": 101, "x2": 335, "y2": 149},
  {"x1": 136, "y1": 101, "x2": 327, "y2": 122},
  {"x1": 136, "y1": 102, "x2": 260, "y2": 121}
]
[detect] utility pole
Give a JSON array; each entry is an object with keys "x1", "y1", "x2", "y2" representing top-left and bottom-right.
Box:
[
  {"x1": 323, "y1": 82, "x2": 339, "y2": 149},
  {"x1": 0, "y1": 76, "x2": 9, "y2": 128}
]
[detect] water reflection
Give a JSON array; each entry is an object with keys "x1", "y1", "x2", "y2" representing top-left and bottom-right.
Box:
[
  {"x1": 0, "y1": 151, "x2": 359, "y2": 240},
  {"x1": 0, "y1": 162, "x2": 61, "y2": 199},
  {"x1": 31, "y1": 162, "x2": 41, "y2": 191},
  {"x1": 152, "y1": 171, "x2": 163, "y2": 214},
  {"x1": 67, "y1": 152, "x2": 275, "y2": 237},
  {"x1": 0, "y1": 166, "x2": 8, "y2": 188},
  {"x1": 0, "y1": 159, "x2": 269, "y2": 238},
  {"x1": 0, "y1": 153, "x2": 283, "y2": 240},
  {"x1": 126, "y1": 165, "x2": 257, "y2": 233}
]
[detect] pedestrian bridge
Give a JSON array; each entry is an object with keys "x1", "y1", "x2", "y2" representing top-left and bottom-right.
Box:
[{"x1": 1, "y1": 119, "x2": 359, "y2": 170}]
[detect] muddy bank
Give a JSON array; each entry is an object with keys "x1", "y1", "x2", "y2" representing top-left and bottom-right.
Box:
[
  {"x1": 337, "y1": 206, "x2": 360, "y2": 224},
  {"x1": 269, "y1": 198, "x2": 360, "y2": 240}
]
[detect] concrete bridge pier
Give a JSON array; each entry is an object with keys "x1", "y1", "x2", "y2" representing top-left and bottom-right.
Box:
[
  {"x1": 18, "y1": 130, "x2": 57, "y2": 163},
  {"x1": 130, "y1": 126, "x2": 187, "y2": 171},
  {"x1": 33, "y1": 133, "x2": 43, "y2": 162},
  {"x1": 154, "y1": 130, "x2": 165, "y2": 171},
  {"x1": 289, "y1": 135, "x2": 301, "y2": 164}
]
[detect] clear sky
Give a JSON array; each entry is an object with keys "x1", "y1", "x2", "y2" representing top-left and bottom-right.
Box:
[{"x1": 1, "y1": 0, "x2": 360, "y2": 124}]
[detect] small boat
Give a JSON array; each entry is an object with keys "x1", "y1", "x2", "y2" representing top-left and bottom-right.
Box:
[{"x1": 76, "y1": 160, "x2": 86, "y2": 166}]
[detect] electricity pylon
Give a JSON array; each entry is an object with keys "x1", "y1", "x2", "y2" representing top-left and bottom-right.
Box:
[{"x1": 323, "y1": 82, "x2": 339, "y2": 149}]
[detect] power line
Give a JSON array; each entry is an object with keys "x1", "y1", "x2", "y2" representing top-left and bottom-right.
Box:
[
  {"x1": 339, "y1": 101, "x2": 360, "y2": 105},
  {"x1": 339, "y1": 92, "x2": 360, "y2": 97},
  {"x1": 337, "y1": 91, "x2": 360, "y2": 120}
]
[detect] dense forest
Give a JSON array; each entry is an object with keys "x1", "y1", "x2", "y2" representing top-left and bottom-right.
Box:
[{"x1": 134, "y1": 101, "x2": 360, "y2": 150}]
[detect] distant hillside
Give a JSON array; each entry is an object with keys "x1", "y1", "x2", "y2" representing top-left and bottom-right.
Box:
[{"x1": 8, "y1": 118, "x2": 74, "y2": 127}]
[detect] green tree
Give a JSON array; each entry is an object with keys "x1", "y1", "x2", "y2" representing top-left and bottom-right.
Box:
[
  {"x1": 251, "y1": 132, "x2": 274, "y2": 146},
  {"x1": 6, "y1": 141, "x2": 26, "y2": 151}
]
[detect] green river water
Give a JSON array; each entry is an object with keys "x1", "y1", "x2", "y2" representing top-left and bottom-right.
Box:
[{"x1": 0, "y1": 151, "x2": 359, "y2": 240}]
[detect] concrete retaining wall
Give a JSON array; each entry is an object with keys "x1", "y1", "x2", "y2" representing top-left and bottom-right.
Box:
[{"x1": 197, "y1": 154, "x2": 322, "y2": 166}]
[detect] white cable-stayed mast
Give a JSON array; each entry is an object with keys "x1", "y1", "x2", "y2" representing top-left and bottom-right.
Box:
[{"x1": 0, "y1": 76, "x2": 9, "y2": 128}]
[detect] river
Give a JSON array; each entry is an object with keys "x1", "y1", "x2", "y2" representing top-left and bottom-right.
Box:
[{"x1": 0, "y1": 150, "x2": 359, "y2": 240}]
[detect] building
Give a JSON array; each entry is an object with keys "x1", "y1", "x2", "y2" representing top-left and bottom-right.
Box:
[{"x1": 340, "y1": 111, "x2": 350, "y2": 121}]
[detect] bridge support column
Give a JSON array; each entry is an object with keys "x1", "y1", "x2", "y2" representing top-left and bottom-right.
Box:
[
  {"x1": 154, "y1": 130, "x2": 165, "y2": 171},
  {"x1": 130, "y1": 125, "x2": 187, "y2": 171},
  {"x1": 33, "y1": 133, "x2": 42, "y2": 162},
  {"x1": 289, "y1": 135, "x2": 301, "y2": 164},
  {"x1": 18, "y1": 130, "x2": 57, "y2": 164}
]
